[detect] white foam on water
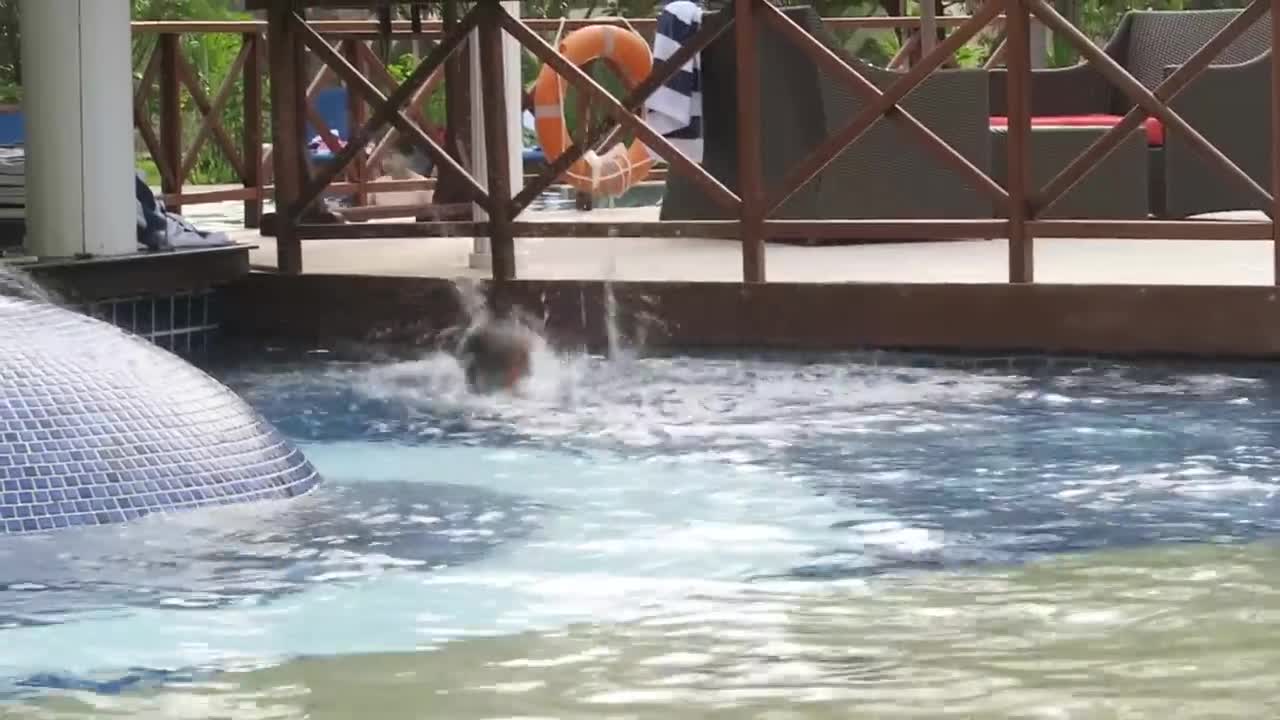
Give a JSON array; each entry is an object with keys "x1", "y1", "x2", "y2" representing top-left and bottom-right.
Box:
[{"x1": 330, "y1": 347, "x2": 1032, "y2": 468}]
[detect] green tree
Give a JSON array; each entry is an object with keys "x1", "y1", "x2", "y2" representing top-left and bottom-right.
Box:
[{"x1": 129, "y1": 0, "x2": 252, "y2": 184}]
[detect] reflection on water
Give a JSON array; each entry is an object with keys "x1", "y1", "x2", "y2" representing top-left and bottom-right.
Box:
[
  {"x1": 0, "y1": 479, "x2": 545, "y2": 626},
  {"x1": 17, "y1": 540, "x2": 1280, "y2": 718},
  {"x1": 8, "y1": 349, "x2": 1280, "y2": 715}
]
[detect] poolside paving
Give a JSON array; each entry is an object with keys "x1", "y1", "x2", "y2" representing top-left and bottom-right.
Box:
[{"x1": 184, "y1": 194, "x2": 1277, "y2": 286}]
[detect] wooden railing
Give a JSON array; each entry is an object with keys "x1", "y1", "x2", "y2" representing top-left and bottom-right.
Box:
[
  {"x1": 129, "y1": 12, "x2": 990, "y2": 228},
  {"x1": 253, "y1": 0, "x2": 1280, "y2": 284},
  {"x1": 133, "y1": 21, "x2": 446, "y2": 225}
]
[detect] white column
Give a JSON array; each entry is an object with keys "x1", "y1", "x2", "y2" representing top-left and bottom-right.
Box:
[
  {"x1": 20, "y1": 0, "x2": 136, "y2": 259},
  {"x1": 468, "y1": 1, "x2": 524, "y2": 271}
]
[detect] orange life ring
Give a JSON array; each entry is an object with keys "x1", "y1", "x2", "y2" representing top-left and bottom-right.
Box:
[{"x1": 532, "y1": 24, "x2": 654, "y2": 198}]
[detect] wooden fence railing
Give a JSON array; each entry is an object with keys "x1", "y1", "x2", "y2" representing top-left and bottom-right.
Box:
[
  {"x1": 251, "y1": 0, "x2": 1280, "y2": 284},
  {"x1": 130, "y1": 12, "x2": 988, "y2": 228}
]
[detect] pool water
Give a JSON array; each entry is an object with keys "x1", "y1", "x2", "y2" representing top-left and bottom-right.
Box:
[{"x1": 7, "y1": 347, "x2": 1280, "y2": 717}]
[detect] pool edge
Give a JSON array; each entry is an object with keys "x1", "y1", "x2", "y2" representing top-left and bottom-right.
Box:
[{"x1": 219, "y1": 274, "x2": 1280, "y2": 361}]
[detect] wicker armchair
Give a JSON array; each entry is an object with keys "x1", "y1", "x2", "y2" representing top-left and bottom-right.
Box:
[
  {"x1": 660, "y1": 5, "x2": 994, "y2": 233},
  {"x1": 1166, "y1": 49, "x2": 1271, "y2": 218},
  {"x1": 989, "y1": 9, "x2": 1271, "y2": 219}
]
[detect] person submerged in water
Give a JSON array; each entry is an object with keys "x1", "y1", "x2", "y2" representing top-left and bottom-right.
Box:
[{"x1": 455, "y1": 317, "x2": 535, "y2": 393}]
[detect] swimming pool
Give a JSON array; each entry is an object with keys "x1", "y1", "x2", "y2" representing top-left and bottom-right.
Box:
[{"x1": 6, "y1": 345, "x2": 1280, "y2": 716}]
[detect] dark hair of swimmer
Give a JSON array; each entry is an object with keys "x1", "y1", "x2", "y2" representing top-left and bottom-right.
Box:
[{"x1": 456, "y1": 319, "x2": 534, "y2": 393}]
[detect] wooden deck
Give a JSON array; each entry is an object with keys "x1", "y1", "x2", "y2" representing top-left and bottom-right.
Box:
[{"x1": 228, "y1": 205, "x2": 1279, "y2": 286}]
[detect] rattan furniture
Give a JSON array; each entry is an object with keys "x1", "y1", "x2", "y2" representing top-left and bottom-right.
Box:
[{"x1": 660, "y1": 5, "x2": 995, "y2": 239}]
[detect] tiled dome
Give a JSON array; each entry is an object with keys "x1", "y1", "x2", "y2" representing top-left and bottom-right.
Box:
[{"x1": 0, "y1": 294, "x2": 319, "y2": 534}]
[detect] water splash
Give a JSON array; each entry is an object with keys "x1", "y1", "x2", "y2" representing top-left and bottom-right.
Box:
[
  {"x1": 0, "y1": 262, "x2": 56, "y2": 305},
  {"x1": 451, "y1": 277, "x2": 490, "y2": 328},
  {"x1": 601, "y1": 224, "x2": 629, "y2": 362},
  {"x1": 304, "y1": 271, "x2": 650, "y2": 422},
  {"x1": 604, "y1": 276, "x2": 623, "y2": 360},
  {"x1": 386, "y1": 278, "x2": 586, "y2": 405}
]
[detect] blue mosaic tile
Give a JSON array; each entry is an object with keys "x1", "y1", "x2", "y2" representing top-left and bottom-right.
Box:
[
  {"x1": 0, "y1": 294, "x2": 320, "y2": 535},
  {"x1": 78, "y1": 292, "x2": 218, "y2": 359}
]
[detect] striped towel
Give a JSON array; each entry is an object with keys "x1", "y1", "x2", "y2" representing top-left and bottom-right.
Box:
[{"x1": 644, "y1": 0, "x2": 703, "y2": 164}]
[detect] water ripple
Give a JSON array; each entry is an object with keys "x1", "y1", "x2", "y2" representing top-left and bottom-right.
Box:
[
  {"x1": 223, "y1": 351, "x2": 1280, "y2": 566},
  {"x1": 8, "y1": 350, "x2": 1280, "y2": 713},
  {"x1": 19, "y1": 542, "x2": 1280, "y2": 717}
]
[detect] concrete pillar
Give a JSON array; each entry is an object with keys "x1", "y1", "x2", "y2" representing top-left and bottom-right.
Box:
[
  {"x1": 20, "y1": 0, "x2": 136, "y2": 259},
  {"x1": 468, "y1": 1, "x2": 524, "y2": 271}
]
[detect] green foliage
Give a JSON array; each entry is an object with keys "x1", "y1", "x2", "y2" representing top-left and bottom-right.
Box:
[
  {"x1": 953, "y1": 42, "x2": 987, "y2": 68},
  {"x1": 136, "y1": 157, "x2": 164, "y2": 187},
  {"x1": 0, "y1": 1, "x2": 19, "y2": 103},
  {"x1": 129, "y1": 0, "x2": 254, "y2": 185},
  {"x1": 132, "y1": 0, "x2": 241, "y2": 19},
  {"x1": 386, "y1": 51, "x2": 448, "y2": 127}
]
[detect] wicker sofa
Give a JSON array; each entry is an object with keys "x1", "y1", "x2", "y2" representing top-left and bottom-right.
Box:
[
  {"x1": 660, "y1": 5, "x2": 994, "y2": 233},
  {"x1": 989, "y1": 9, "x2": 1272, "y2": 219}
]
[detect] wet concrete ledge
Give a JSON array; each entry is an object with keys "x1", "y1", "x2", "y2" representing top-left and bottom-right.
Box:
[
  {"x1": 221, "y1": 273, "x2": 1280, "y2": 360},
  {"x1": 21, "y1": 246, "x2": 251, "y2": 303}
]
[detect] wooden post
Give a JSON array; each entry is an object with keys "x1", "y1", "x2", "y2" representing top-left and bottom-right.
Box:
[
  {"x1": 1005, "y1": 0, "x2": 1033, "y2": 283},
  {"x1": 159, "y1": 33, "x2": 183, "y2": 216},
  {"x1": 344, "y1": 38, "x2": 369, "y2": 207},
  {"x1": 1029, "y1": 15, "x2": 1048, "y2": 69},
  {"x1": 1272, "y1": 0, "x2": 1280, "y2": 283},
  {"x1": 443, "y1": 0, "x2": 470, "y2": 171},
  {"x1": 736, "y1": 0, "x2": 766, "y2": 282},
  {"x1": 243, "y1": 32, "x2": 264, "y2": 229},
  {"x1": 919, "y1": 0, "x2": 937, "y2": 58},
  {"x1": 478, "y1": 2, "x2": 514, "y2": 280},
  {"x1": 267, "y1": 0, "x2": 308, "y2": 274}
]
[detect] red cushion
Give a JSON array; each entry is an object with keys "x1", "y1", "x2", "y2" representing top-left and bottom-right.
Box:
[{"x1": 990, "y1": 114, "x2": 1164, "y2": 146}]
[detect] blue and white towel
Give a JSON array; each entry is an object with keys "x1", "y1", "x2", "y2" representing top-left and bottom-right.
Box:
[{"x1": 644, "y1": 0, "x2": 704, "y2": 164}]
